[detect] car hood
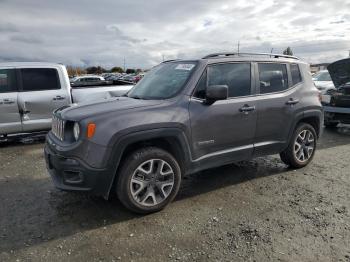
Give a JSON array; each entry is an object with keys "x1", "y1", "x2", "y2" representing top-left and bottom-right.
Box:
[
  {"x1": 328, "y1": 58, "x2": 350, "y2": 88},
  {"x1": 56, "y1": 96, "x2": 164, "y2": 120}
]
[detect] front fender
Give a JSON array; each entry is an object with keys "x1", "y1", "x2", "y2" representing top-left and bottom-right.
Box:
[{"x1": 102, "y1": 127, "x2": 193, "y2": 199}]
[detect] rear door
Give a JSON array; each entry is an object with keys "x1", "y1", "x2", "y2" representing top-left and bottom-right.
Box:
[
  {"x1": 0, "y1": 68, "x2": 22, "y2": 134},
  {"x1": 253, "y1": 62, "x2": 303, "y2": 156},
  {"x1": 18, "y1": 67, "x2": 70, "y2": 132}
]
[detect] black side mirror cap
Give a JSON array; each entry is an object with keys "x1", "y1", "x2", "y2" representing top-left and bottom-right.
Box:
[{"x1": 205, "y1": 85, "x2": 228, "y2": 104}]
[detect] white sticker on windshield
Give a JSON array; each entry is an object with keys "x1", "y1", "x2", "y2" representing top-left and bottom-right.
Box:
[{"x1": 175, "y1": 64, "x2": 195, "y2": 71}]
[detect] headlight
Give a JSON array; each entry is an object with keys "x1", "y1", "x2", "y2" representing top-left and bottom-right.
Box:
[{"x1": 73, "y1": 122, "x2": 80, "y2": 141}]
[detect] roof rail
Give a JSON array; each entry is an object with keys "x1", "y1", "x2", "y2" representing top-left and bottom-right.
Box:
[
  {"x1": 202, "y1": 52, "x2": 300, "y2": 60},
  {"x1": 161, "y1": 59, "x2": 179, "y2": 63}
]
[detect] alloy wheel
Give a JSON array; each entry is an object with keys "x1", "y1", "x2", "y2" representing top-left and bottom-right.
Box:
[
  {"x1": 130, "y1": 159, "x2": 175, "y2": 207},
  {"x1": 294, "y1": 129, "x2": 315, "y2": 162}
]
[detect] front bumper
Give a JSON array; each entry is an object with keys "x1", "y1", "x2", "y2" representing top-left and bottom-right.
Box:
[{"x1": 44, "y1": 139, "x2": 114, "y2": 199}]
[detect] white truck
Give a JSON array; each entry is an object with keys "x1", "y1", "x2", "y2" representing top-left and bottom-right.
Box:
[{"x1": 0, "y1": 62, "x2": 133, "y2": 137}]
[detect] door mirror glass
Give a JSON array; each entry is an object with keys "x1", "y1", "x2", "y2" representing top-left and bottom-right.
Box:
[{"x1": 205, "y1": 85, "x2": 228, "y2": 103}]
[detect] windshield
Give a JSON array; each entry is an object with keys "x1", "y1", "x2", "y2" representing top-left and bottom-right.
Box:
[
  {"x1": 313, "y1": 71, "x2": 331, "y2": 81},
  {"x1": 127, "y1": 62, "x2": 197, "y2": 99}
]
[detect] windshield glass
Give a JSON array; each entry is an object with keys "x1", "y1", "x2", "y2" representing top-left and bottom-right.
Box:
[
  {"x1": 127, "y1": 62, "x2": 197, "y2": 99},
  {"x1": 313, "y1": 71, "x2": 331, "y2": 81}
]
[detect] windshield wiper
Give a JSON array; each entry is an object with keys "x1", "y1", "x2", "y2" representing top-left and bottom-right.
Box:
[{"x1": 129, "y1": 95, "x2": 143, "y2": 100}]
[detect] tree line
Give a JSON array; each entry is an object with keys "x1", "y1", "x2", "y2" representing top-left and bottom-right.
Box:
[{"x1": 66, "y1": 66, "x2": 143, "y2": 76}]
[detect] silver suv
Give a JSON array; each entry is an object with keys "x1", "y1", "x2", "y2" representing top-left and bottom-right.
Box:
[{"x1": 45, "y1": 52, "x2": 323, "y2": 213}]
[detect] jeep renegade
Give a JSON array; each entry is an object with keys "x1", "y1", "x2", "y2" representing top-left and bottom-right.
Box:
[{"x1": 45, "y1": 52, "x2": 323, "y2": 213}]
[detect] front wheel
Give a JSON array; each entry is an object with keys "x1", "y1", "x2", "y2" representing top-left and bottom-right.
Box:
[
  {"x1": 280, "y1": 123, "x2": 317, "y2": 169},
  {"x1": 116, "y1": 147, "x2": 181, "y2": 214}
]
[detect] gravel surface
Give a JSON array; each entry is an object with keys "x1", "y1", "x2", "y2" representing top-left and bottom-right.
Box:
[{"x1": 0, "y1": 126, "x2": 349, "y2": 261}]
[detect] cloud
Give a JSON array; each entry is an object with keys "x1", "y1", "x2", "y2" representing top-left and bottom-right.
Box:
[
  {"x1": 10, "y1": 34, "x2": 43, "y2": 44},
  {"x1": 0, "y1": 23, "x2": 18, "y2": 32},
  {"x1": 0, "y1": 0, "x2": 349, "y2": 67}
]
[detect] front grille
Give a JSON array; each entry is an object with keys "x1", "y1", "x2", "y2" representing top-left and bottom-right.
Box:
[{"x1": 52, "y1": 115, "x2": 65, "y2": 141}]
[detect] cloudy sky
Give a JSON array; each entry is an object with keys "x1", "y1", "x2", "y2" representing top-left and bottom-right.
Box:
[{"x1": 0, "y1": 0, "x2": 350, "y2": 69}]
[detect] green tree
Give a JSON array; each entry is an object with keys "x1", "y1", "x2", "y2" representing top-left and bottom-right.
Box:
[
  {"x1": 111, "y1": 66, "x2": 124, "y2": 73},
  {"x1": 283, "y1": 47, "x2": 294, "y2": 56},
  {"x1": 86, "y1": 66, "x2": 107, "y2": 74},
  {"x1": 126, "y1": 68, "x2": 136, "y2": 74}
]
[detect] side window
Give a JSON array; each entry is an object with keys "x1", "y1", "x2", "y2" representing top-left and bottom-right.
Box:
[
  {"x1": 258, "y1": 63, "x2": 288, "y2": 94},
  {"x1": 290, "y1": 64, "x2": 302, "y2": 86},
  {"x1": 0, "y1": 69, "x2": 16, "y2": 93},
  {"x1": 193, "y1": 70, "x2": 207, "y2": 99},
  {"x1": 207, "y1": 63, "x2": 251, "y2": 97},
  {"x1": 21, "y1": 68, "x2": 60, "y2": 91}
]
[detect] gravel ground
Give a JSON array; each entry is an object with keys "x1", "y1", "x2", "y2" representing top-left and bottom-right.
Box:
[{"x1": 0, "y1": 126, "x2": 349, "y2": 262}]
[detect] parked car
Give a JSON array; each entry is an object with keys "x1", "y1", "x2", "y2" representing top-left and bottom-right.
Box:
[
  {"x1": 45, "y1": 52, "x2": 323, "y2": 214},
  {"x1": 0, "y1": 62, "x2": 133, "y2": 137},
  {"x1": 312, "y1": 70, "x2": 335, "y2": 94},
  {"x1": 105, "y1": 74, "x2": 134, "y2": 85},
  {"x1": 322, "y1": 58, "x2": 350, "y2": 127},
  {"x1": 70, "y1": 75, "x2": 111, "y2": 87}
]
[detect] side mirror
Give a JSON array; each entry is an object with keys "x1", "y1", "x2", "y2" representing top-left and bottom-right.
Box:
[{"x1": 205, "y1": 85, "x2": 228, "y2": 104}]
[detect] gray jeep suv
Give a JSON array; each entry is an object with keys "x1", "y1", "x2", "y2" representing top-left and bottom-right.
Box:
[{"x1": 45, "y1": 52, "x2": 323, "y2": 213}]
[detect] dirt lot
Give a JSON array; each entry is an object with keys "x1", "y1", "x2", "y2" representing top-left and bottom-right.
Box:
[{"x1": 0, "y1": 127, "x2": 349, "y2": 262}]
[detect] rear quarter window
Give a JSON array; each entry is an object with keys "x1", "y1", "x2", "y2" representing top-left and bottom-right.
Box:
[{"x1": 290, "y1": 64, "x2": 302, "y2": 86}]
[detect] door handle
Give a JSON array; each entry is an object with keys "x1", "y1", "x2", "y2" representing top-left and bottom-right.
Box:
[
  {"x1": 3, "y1": 99, "x2": 15, "y2": 105},
  {"x1": 286, "y1": 98, "x2": 299, "y2": 105},
  {"x1": 53, "y1": 96, "x2": 65, "y2": 101},
  {"x1": 19, "y1": 109, "x2": 30, "y2": 114},
  {"x1": 239, "y1": 104, "x2": 256, "y2": 113}
]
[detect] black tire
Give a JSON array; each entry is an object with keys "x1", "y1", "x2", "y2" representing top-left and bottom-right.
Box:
[
  {"x1": 324, "y1": 121, "x2": 338, "y2": 128},
  {"x1": 116, "y1": 147, "x2": 181, "y2": 214},
  {"x1": 280, "y1": 123, "x2": 317, "y2": 169}
]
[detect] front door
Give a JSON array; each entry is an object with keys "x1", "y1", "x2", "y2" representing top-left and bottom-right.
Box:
[
  {"x1": 18, "y1": 68, "x2": 70, "y2": 132},
  {"x1": 0, "y1": 68, "x2": 22, "y2": 135},
  {"x1": 189, "y1": 62, "x2": 257, "y2": 162}
]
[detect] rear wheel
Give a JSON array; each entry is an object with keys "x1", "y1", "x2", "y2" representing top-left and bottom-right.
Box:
[
  {"x1": 116, "y1": 147, "x2": 181, "y2": 214},
  {"x1": 280, "y1": 123, "x2": 317, "y2": 168}
]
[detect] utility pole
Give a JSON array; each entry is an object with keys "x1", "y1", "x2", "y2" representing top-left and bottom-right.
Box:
[
  {"x1": 348, "y1": 50, "x2": 350, "y2": 57},
  {"x1": 237, "y1": 41, "x2": 240, "y2": 54},
  {"x1": 270, "y1": 48, "x2": 274, "y2": 57},
  {"x1": 162, "y1": 54, "x2": 165, "y2": 62},
  {"x1": 123, "y1": 57, "x2": 126, "y2": 72}
]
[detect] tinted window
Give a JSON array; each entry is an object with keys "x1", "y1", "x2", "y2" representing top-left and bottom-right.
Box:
[
  {"x1": 0, "y1": 69, "x2": 16, "y2": 93},
  {"x1": 193, "y1": 71, "x2": 207, "y2": 99},
  {"x1": 291, "y1": 64, "x2": 302, "y2": 85},
  {"x1": 258, "y1": 63, "x2": 288, "y2": 94},
  {"x1": 21, "y1": 68, "x2": 60, "y2": 91},
  {"x1": 207, "y1": 63, "x2": 251, "y2": 97}
]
